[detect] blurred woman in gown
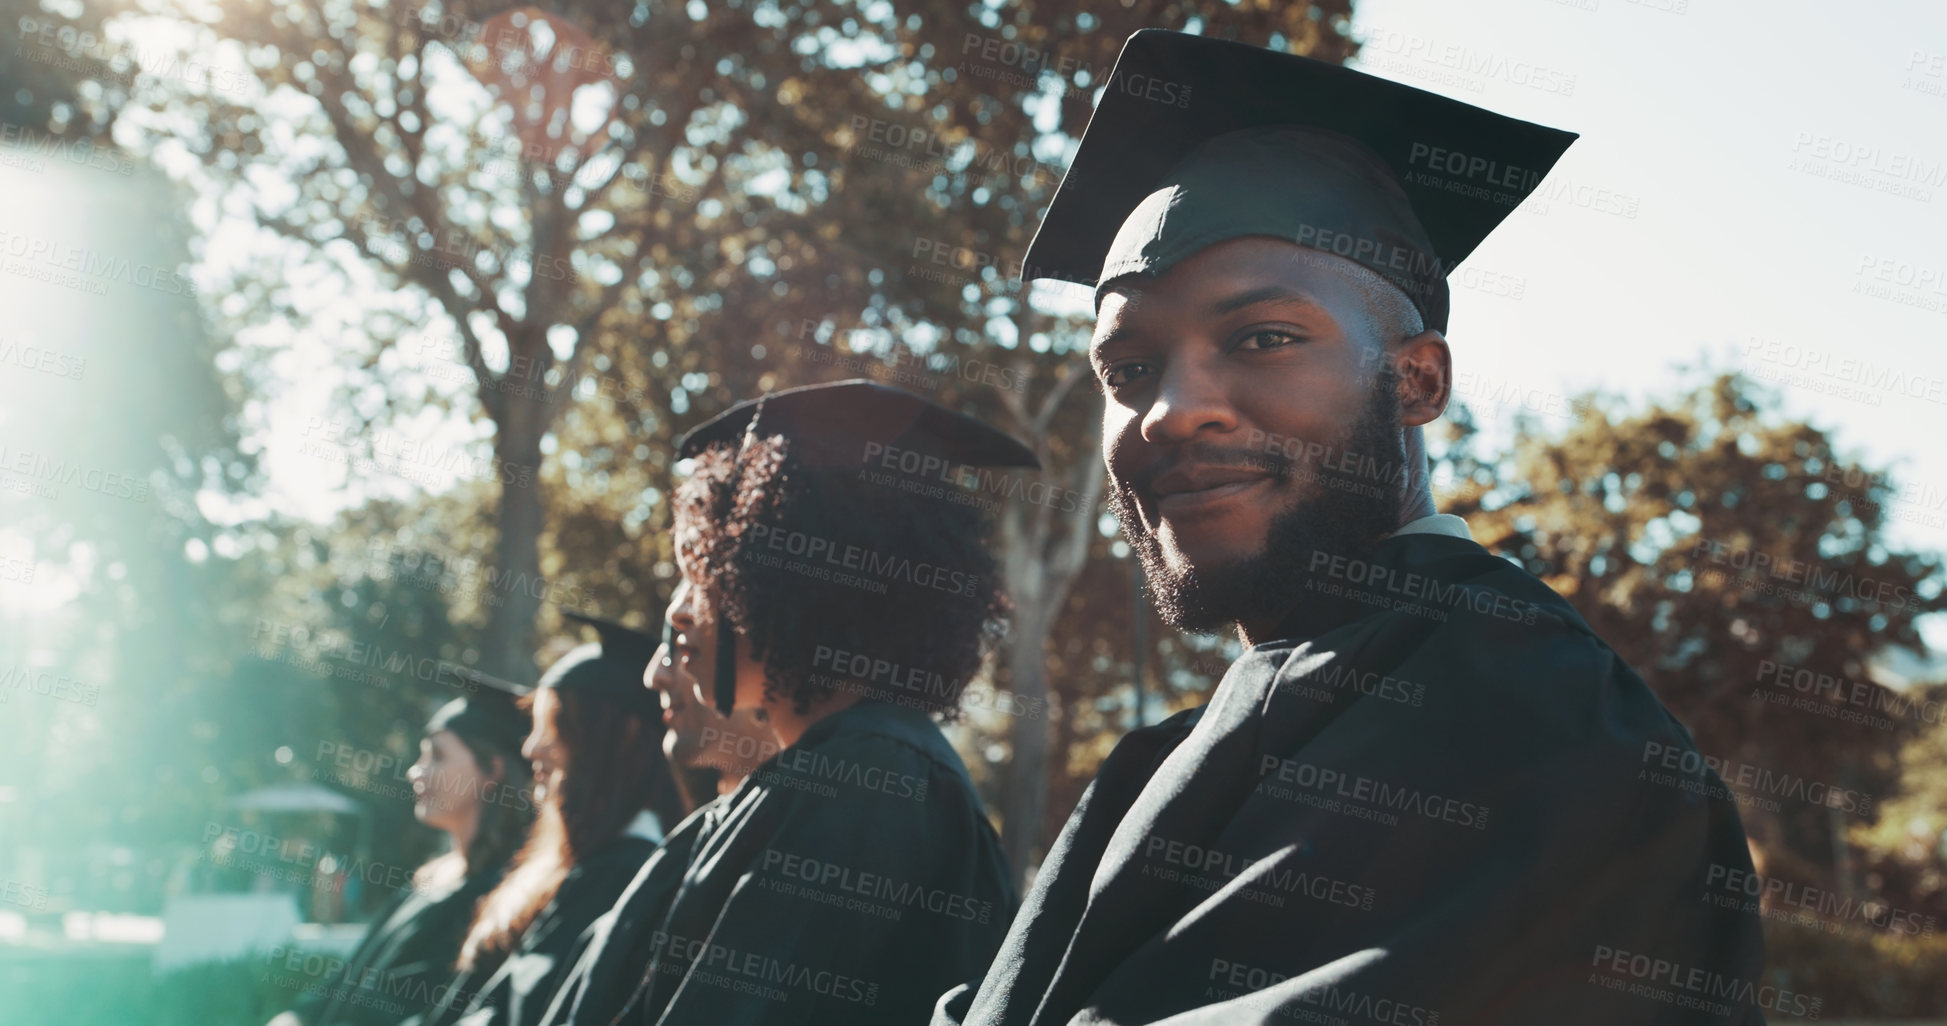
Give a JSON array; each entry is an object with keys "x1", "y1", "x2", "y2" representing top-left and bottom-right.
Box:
[{"x1": 267, "y1": 693, "x2": 533, "y2": 1026}]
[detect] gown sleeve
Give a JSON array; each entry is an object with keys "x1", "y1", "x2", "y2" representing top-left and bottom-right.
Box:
[
  {"x1": 290, "y1": 888, "x2": 415, "y2": 1025},
  {"x1": 535, "y1": 807, "x2": 710, "y2": 1025},
  {"x1": 295, "y1": 869, "x2": 497, "y2": 1026},
  {"x1": 443, "y1": 838, "x2": 658, "y2": 1026}
]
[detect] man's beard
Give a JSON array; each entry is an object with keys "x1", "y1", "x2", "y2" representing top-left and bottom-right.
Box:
[{"x1": 1109, "y1": 369, "x2": 1410, "y2": 634}]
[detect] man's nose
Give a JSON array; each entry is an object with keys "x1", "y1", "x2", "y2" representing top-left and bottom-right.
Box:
[{"x1": 1141, "y1": 357, "x2": 1239, "y2": 445}]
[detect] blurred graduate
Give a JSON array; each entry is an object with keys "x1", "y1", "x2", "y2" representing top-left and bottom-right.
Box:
[
  {"x1": 937, "y1": 30, "x2": 1767, "y2": 1026},
  {"x1": 411, "y1": 613, "x2": 688, "y2": 1026},
  {"x1": 268, "y1": 693, "x2": 532, "y2": 1026},
  {"x1": 513, "y1": 577, "x2": 791, "y2": 1026},
  {"x1": 648, "y1": 576, "x2": 790, "y2": 799},
  {"x1": 541, "y1": 380, "x2": 1028, "y2": 1025}
]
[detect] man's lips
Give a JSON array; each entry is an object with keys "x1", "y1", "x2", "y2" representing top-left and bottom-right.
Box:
[
  {"x1": 651, "y1": 642, "x2": 699, "y2": 720},
  {"x1": 1148, "y1": 463, "x2": 1276, "y2": 515}
]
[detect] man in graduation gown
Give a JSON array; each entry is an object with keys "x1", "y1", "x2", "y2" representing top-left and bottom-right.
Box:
[
  {"x1": 540, "y1": 381, "x2": 1027, "y2": 1025},
  {"x1": 937, "y1": 30, "x2": 1770, "y2": 1026}
]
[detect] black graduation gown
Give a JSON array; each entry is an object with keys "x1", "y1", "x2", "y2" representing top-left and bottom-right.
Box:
[
  {"x1": 936, "y1": 531, "x2": 1769, "y2": 1026},
  {"x1": 539, "y1": 700, "x2": 1018, "y2": 1026},
  {"x1": 292, "y1": 860, "x2": 504, "y2": 1026},
  {"x1": 419, "y1": 832, "x2": 661, "y2": 1026}
]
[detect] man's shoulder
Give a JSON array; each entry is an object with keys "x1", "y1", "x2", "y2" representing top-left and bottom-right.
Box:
[
  {"x1": 1413, "y1": 550, "x2": 1705, "y2": 773},
  {"x1": 738, "y1": 713, "x2": 1007, "y2": 874},
  {"x1": 779, "y1": 701, "x2": 980, "y2": 791},
  {"x1": 601, "y1": 822, "x2": 701, "y2": 924},
  {"x1": 1363, "y1": 534, "x2": 1626, "y2": 682},
  {"x1": 1270, "y1": 536, "x2": 1694, "y2": 763},
  {"x1": 1400, "y1": 534, "x2": 1594, "y2": 634}
]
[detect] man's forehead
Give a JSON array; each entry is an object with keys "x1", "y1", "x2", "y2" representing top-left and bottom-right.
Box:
[{"x1": 1089, "y1": 243, "x2": 1385, "y2": 343}]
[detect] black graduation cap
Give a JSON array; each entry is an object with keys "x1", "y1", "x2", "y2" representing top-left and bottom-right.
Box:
[
  {"x1": 443, "y1": 611, "x2": 659, "y2": 716},
  {"x1": 1021, "y1": 29, "x2": 1578, "y2": 333},
  {"x1": 541, "y1": 611, "x2": 661, "y2": 719},
  {"x1": 676, "y1": 379, "x2": 1041, "y2": 470},
  {"x1": 424, "y1": 693, "x2": 529, "y2": 768},
  {"x1": 674, "y1": 379, "x2": 1040, "y2": 714}
]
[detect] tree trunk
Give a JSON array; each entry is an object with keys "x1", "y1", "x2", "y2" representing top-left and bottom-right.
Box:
[
  {"x1": 1000, "y1": 579, "x2": 1054, "y2": 879},
  {"x1": 997, "y1": 408, "x2": 1105, "y2": 884},
  {"x1": 487, "y1": 384, "x2": 547, "y2": 683}
]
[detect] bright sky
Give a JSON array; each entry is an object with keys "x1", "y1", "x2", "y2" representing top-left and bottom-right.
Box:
[{"x1": 1343, "y1": 0, "x2": 1947, "y2": 559}]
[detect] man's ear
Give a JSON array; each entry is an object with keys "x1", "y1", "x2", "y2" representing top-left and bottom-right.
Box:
[{"x1": 1392, "y1": 330, "x2": 1451, "y2": 427}]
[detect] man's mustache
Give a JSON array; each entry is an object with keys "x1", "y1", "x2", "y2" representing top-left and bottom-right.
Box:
[{"x1": 1122, "y1": 444, "x2": 1294, "y2": 494}]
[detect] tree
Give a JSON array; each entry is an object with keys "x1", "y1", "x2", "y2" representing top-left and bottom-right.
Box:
[
  {"x1": 121, "y1": 0, "x2": 1358, "y2": 877},
  {"x1": 124, "y1": 0, "x2": 919, "y2": 678},
  {"x1": 1852, "y1": 682, "x2": 1947, "y2": 927},
  {"x1": 2, "y1": 0, "x2": 123, "y2": 138},
  {"x1": 1437, "y1": 370, "x2": 1945, "y2": 881}
]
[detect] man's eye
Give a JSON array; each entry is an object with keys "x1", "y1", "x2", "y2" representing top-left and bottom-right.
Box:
[
  {"x1": 1100, "y1": 362, "x2": 1153, "y2": 389},
  {"x1": 1235, "y1": 329, "x2": 1303, "y2": 352}
]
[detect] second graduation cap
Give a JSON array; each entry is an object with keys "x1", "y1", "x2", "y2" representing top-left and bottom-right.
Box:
[
  {"x1": 425, "y1": 693, "x2": 530, "y2": 767},
  {"x1": 418, "y1": 612, "x2": 657, "y2": 765},
  {"x1": 676, "y1": 379, "x2": 1041, "y2": 471},
  {"x1": 543, "y1": 611, "x2": 662, "y2": 718},
  {"x1": 676, "y1": 379, "x2": 1040, "y2": 714},
  {"x1": 1022, "y1": 29, "x2": 1579, "y2": 333}
]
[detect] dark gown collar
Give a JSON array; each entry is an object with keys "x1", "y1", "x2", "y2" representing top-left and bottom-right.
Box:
[
  {"x1": 793, "y1": 699, "x2": 963, "y2": 768},
  {"x1": 1250, "y1": 531, "x2": 1506, "y2": 651},
  {"x1": 727, "y1": 699, "x2": 970, "y2": 799}
]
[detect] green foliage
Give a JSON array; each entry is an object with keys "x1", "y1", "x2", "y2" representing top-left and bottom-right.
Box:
[
  {"x1": 101, "y1": 0, "x2": 1359, "y2": 679},
  {"x1": 0, "y1": 0, "x2": 121, "y2": 137},
  {"x1": 1852, "y1": 681, "x2": 1947, "y2": 921},
  {"x1": 1437, "y1": 371, "x2": 1944, "y2": 866},
  {"x1": 1764, "y1": 918, "x2": 1947, "y2": 1019}
]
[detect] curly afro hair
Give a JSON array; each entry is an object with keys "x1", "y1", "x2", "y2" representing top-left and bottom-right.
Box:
[{"x1": 672, "y1": 433, "x2": 1011, "y2": 719}]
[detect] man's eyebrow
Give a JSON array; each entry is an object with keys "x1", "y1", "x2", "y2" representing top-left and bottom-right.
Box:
[
  {"x1": 1088, "y1": 324, "x2": 1135, "y2": 360},
  {"x1": 1209, "y1": 285, "x2": 1324, "y2": 317},
  {"x1": 1090, "y1": 285, "x2": 1322, "y2": 358}
]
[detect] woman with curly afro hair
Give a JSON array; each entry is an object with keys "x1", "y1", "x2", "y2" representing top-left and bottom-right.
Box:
[{"x1": 540, "y1": 381, "x2": 1037, "y2": 1026}]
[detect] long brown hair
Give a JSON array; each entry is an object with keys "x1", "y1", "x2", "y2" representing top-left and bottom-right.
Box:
[{"x1": 458, "y1": 686, "x2": 684, "y2": 966}]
